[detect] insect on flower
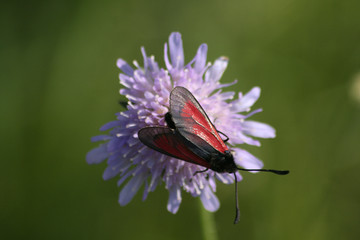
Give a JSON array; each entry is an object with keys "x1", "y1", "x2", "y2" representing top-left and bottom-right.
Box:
[
  {"x1": 138, "y1": 86, "x2": 289, "y2": 224},
  {"x1": 87, "y1": 32, "x2": 288, "y2": 223}
]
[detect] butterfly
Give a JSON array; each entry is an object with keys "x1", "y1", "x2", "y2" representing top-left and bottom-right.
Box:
[{"x1": 138, "y1": 86, "x2": 289, "y2": 223}]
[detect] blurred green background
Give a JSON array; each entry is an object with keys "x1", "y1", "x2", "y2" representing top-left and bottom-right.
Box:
[{"x1": 2, "y1": 0, "x2": 360, "y2": 239}]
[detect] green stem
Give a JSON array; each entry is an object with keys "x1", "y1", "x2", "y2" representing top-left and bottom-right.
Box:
[{"x1": 199, "y1": 199, "x2": 218, "y2": 240}]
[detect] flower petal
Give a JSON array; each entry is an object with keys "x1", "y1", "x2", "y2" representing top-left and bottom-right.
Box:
[
  {"x1": 167, "y1": 186, "x2": 182, "y2": 213},
  {"x1": 232, "y1": 87, "x2": 260, "y2": 112},
  {"x1": 233, "y1": 148, "x2": 264, "y2": 170},
  {"x1": 232, "y1": 131, "x2": 261, "y2": 146},
  {"x1": 118, "y1": 173, "x2": 146, "y2": 206},
  {"x1": 200, "y1": 185, "x2": 220, "y2": 212},
  {"x1": 194, "y1": 44, "x2": 208, "y2": 73},
  {"x1": 215, "y1": 173, "x2": 233, "y2": 184},
  {"x1": 86, "y1": 144, "x2": 108, "y2": 164},
  {"x1": 205, "y1": 56, "x2": 228, "y2": 83},
  {"x1": 91, "y1": 135, "x2": 111, "y2": 142},
  {"x1": 242, "y1": 120, "x2": 276, "y2": 138},
  {"x1": 142, "y1": 181, "x2": 150, "y2": 201},
  {"x1": 103, "y1": 159, "x2": 132, "y2": 180},
  {"x1": 168, "y1": 32, "x2": 184, "y2": 69},
  {"x1": 100, "y1": 120, "x2": 122, "y2": 131},
  {"x1": 117, "y1": 58, "x2": 134, "y2": 77},
  {"x1": 164, "y1": 43, "x2": 171, "y2": 70},
  {"x1": 141, "y1": 47, "x2": 159, "y2": 73}
]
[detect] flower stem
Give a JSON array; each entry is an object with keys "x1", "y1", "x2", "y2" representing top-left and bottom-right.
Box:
[{"x1": 199, "y1": 199, "x2": 218, "y2": 240}]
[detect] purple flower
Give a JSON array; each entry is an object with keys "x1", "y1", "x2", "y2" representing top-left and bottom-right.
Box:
[{"x1": 87, "y1": 32, "x2": 275, "y2": 214}]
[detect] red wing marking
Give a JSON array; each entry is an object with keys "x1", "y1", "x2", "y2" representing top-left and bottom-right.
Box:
[
  {"x1": 138, "y1": 127, "x2": 211, "y2": 168},
  {"x1": 170, "y1": 87, "x2": 228, "y2": 153}
]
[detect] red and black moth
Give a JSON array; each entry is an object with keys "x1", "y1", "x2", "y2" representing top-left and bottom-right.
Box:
[{"x1": 138, "y1": 86, "x2": 289, "y2": 224}]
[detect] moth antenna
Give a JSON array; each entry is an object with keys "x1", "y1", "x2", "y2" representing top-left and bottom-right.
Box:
[
  {"x1": 237, "y1": 168, "x2": 289, "y2": 175},
  {"x1": 233, "y1": 173, "x2": 240, "y2": 224}
]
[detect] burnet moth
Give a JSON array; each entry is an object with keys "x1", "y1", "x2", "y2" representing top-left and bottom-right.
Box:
[{"x1": 138, "y1": 86, "x2": 289, "y2": 224}]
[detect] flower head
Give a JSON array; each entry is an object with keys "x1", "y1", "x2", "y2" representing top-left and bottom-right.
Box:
[{"x1": 87, "y1": 32, "x2": 275, "y2": 214}]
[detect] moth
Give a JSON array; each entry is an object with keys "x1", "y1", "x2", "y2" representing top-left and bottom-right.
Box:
[{"x1": 138, "y1": 86, "x2": 289, "y2": 223}]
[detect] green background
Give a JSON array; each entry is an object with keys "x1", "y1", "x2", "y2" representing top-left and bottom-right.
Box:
[{"x1": 2, "y1": 0, "x2": 360, "y2": 239}]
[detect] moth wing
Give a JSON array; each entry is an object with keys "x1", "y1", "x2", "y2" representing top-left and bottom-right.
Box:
[
  {"x1": 138, "y1": 127, "x2": 211, "y2": 168},
  {"x1": 170, "y1": 86, "x2": 228, "y2": 154}
]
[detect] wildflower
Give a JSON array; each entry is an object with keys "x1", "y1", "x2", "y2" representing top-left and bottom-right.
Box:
[{"x1": 86, "y1": 32, "x2": 275, "y2": 214}]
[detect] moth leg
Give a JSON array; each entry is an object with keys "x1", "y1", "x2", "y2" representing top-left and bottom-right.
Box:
[
  {"x1": 217, "y1": 130, "x2": 229, "y2": 142},
  {"x1": 193, "y1": 168, "x2": 209, "y2": 176}
]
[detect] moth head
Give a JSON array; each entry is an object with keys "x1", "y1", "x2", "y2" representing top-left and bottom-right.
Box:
[{"x1": 210, "y1": 150, "x2": 237, "y2": 173}]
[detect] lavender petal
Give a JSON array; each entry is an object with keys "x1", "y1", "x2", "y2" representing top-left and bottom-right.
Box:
[
  {"x1": 205, "y1": 57, "x2": 228, "y2": 83},
  {"x1": 167, "y1": 186, "x2": 182, "y2": 213},
  {"x1": 168, "y1": 32, "x2": 184, "y2": 69},
  {"x1": 117, "y1": 58, "x2": 134, "y2": 77},
  {"x1": 231, "y1": 87, "x2": 261, "y2": 112},
  {"x1": 200, "y1": 185, "x2": 220, "y2": 212},
  {"x1": 234, "y1": 148, "x2": 264, "y2": 170},
  {"x1": 242, "y1": 120, "x2": 276, "y2": 138},
  {"x1": 194, "y1": 44, "x2": 208, "y2": 73},
  {"x1": 118, "y1": 173, "x2": 146, "y2": 206},
  {"x1": 86, "y1": 143, "x2": 108, "y2": 164}
]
